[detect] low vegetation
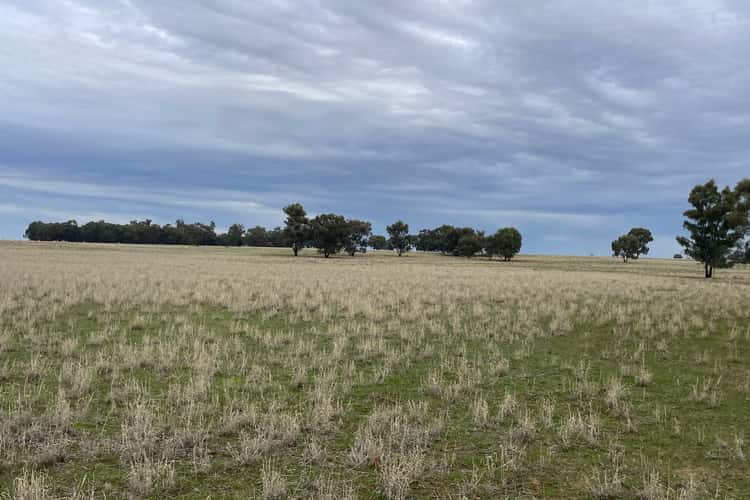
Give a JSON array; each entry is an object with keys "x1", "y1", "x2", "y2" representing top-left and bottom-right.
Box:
[
  {"x1": 24, "y1": 177, "x2": 750, "y2": 276},
  {"x1": 1, "y1": 242, "x2": 749, "y2": 498}
]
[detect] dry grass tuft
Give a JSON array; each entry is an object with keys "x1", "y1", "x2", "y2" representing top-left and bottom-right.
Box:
[{"x1": 1, "y1": 242, "x2": 749, "y2": 497}]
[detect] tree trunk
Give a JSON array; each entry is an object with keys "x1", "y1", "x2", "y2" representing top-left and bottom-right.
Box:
[
  {"x1": 293, "y1": 245, "x2": 299, "y2": 257},
  {"x1": 705, "y1": 263, "x2": 713, "y2": 278}
]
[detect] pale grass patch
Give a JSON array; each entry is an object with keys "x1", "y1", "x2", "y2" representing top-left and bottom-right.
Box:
[
  {"x1": 191, "y1": 436, "x2": 211, "y2": 473},
  {"x1": 303, "y1": 438, "x2": 328, "y2": 465},
  {"x1": 497, "y1": 433, "x2": 526, "y2": 477},
  {"x1": 219, "y1": 403, "x2": 259, "y2": 436},
  {"x1": 379, "y1": 446, "x2": 426, "y2": 500},
  {"x1": 511, "y1": 410, "x2": 537, "y2": 444},
  {"x1": 228, "y1": 408, "x2": 300, "y2": 465},
  {"x1": 60, "y1": 337, "x2": 79, "y2": 357},
  {"x1": 127, "y1": 453, "x2": 176, "y2": 497},
  {"x1": 539, "y1": 398, "x2": 555, "y2": 428},
  {"x1": 490, "y1": 356, "x2": 510, "y2": 377},
  {"x1": 734, "y1": 432, "x2": 745, "y2": 461},
  {"x1": 495, "y1": 391, "x2": 517, "y2": 422},
  {"x1": 639, "y1": 469, "x2": 704, "y2": 500},
  {"x1": 588, "y1": 465, "x2": 625, "y2": 499},
  {"x1": 261, "y1": 460, "x2": 287, "y2": 500},
  {"x1": 689, "y1": 377, "x2": 722, "y2": 408},
  {"x1": 309, "y1": 381, "x2": 344, "y2": 430},
  {"x1": 120, "y1": 400, "x2": 162, "y2": 462},
  {"x1": 48, "y1": 388, "x2": 74, "y2": 430},
  {"x1": 559, "y1": 406, "x2": 601, "y2": 448},
  {"x1": 347, "y1": 425, "x2": 385, "y2": 467},
  {"x1": 635, "y1": 361, "x2": 654, "y2": 387},
  {"x1": 24, "y1": 354, "x2": 49, "y2": 382},
  {"x1": 471, "y1": 395, "x2": 490, "y2": 427},
  {"x1": 228, "y1": 430, "x2": 269, "y2": 465},
  {"x1": 58, "y1": 360, "x2": 94, "y2": 398},
  {"x1": 605, "y1": 376, "x2": 628, "y2": 411},
  {"x1": 311, "y1": 476, "x2": 356, "y2": 500},
  {"x1": 5, "y1": 467, "x2": 50, "y2": 500}
]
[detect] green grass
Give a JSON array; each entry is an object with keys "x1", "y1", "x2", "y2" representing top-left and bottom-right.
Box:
[{"x1": 1, "y1": 243, "x2": 749, "y2": 498}]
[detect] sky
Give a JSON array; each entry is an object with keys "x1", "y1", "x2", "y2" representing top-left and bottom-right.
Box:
[{"x1": 2, "y1": 1, "x2": 749, "y2": 256}]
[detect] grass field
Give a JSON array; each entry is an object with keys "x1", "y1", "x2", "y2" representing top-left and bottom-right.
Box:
[{"x1": 1, "y1": 241, "x2": 749, "y2": 499}]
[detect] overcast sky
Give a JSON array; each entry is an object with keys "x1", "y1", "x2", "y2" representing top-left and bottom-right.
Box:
[{"x1": 2, "y1": 1, "x2": 749, "y2": 255}]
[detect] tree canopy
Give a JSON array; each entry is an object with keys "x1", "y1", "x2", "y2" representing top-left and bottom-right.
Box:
[
  {"x1": 23, "y1": 219, "x2": 291, "y2": 248},
  {"x1": 454, "y1": 232, "x2": 485, "y2": 257},
  {"x1": 386, "y1": 220, "x2": 411, "y2": 256},
  {"x1": 676, "y1": 179, "x2": 749, "y2": 278},
  {"x1": 612, "y1": 227, "x2": 653, "y2": 262},
  {"x1": 344, "y1": 220, "x2": 372, "y2": 256},
  {"x1": 308, "y1": 214, "x2": 351, "y2": 258},
  {"x1": 282, "y1": 203, "x2": 309, "y2": 256},
  {"x1": 485, "y1": 227, "x2": 523, "y2": 261},
  {"x1": 225, "y1": 224, "x2": 245, "y2": 247},
  {"x1": 367, "y1": 235, "x2": 388, "y2": 250}
]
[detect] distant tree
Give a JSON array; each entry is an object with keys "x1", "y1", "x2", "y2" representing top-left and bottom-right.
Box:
[
  {"x1": 344, "y1": 220, "x2": 372, "y2": 256},
  {"x1": 414, "y1": 227, "x2": 442, "y2": 252},
  {"x1": 309, "y1": 214, "x2": 351, "y2": 257},
  {"x1": 445, "y1": 227, "x2": 478, "y2": 256},
  {"x1": 131, "y1": 219, "x2": 161, "y2": 244},
  {"x1": 737, "y1": 178, "x2": 750, "y2": 213},
  {"x1": 486, "y1": 227, "x2": 522, "y2": 261},
  {"x1": 611, "y1": 228, "x2": 653, "y2": 262},
  {"x1": 283, "y1": 203, "x2": 309, "y2": 256},
  {"x1": 195, "y1": 221, "x2": 219, "y2": 246},
  {"x1": 627, "y1": 228, "x2": 654, "y2": 256},
  {"x1": 25, "y1": 220, "x2": 82, "y2": 242},
  {"x1": 225, "y1": 224, "x2": 245, "y2": 247},
  {"x1": 414, "y1": 225, "x2": 459, "y2": 253},
  {"x1": 80, "y1": 220, "x2": 118, "y2": 243},
  {"x1": 434, "y1": 225, "x2": 455, "y2": 254},
  {"x1": 26, "y1": 218, "x2": 236, "y2": 245},
  {"x1": 25, "y1": 221, "x2": 48, "y2": 241},
  {"x1": 414, "y1": 229, "x2": 433, "y2": 252},
  {"x1": 676, "y1": 179, "x2": 749, "y2": 278},
  {"x1": 454, "y1": 233, "x2": 484, "y2": 257},
  {"x1": 367, "y1": 234, "x2": 388, "y2": 250},
  {"x1": 728, "y1": 240, "x2": 750, "y2": 265},
  {"x1": 611, "y1": 234, "x2": 640, "y2": 262},
  {"x1": 244, "y1": 226, "x2": 270, "y2": 247},
  {"x1": 267, "y1": 226, "x2": 285, "y2": 247},
  {"x1": 386, "y1": 220, "x2": 411, "y2": 256}
]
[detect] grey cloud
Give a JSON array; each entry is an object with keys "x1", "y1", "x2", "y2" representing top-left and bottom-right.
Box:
[{"x1": 1, "y1": 1, "x2": 749, "y2": 254}]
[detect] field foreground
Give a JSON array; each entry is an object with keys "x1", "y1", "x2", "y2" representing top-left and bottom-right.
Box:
[{"x1": 1, "y1": 242, "x2": 749, "y2": 498}]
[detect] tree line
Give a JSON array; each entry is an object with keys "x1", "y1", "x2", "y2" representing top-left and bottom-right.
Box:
[
  {"x1": 24, "y1": 203, "x2": 523, "y2": 260},
  {"x1": 23, "y1": 177, "x2": 750, "y2": 277},
  {"x1": 280, "y1": 204, "x2": 522, "y2": 259},
  {"x1": 23, "y1": 219, "x2": 290, "y2": 247}
]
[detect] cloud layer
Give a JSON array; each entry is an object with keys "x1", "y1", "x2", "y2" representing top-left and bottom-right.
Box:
[{"x1": 2, "y1": 1, "x2": 749, "y2": 255}]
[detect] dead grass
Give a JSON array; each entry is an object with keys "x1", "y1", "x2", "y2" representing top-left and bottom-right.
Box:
[{"x1": 0, "y1": 241, "x2": 749, "y2": 497}]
